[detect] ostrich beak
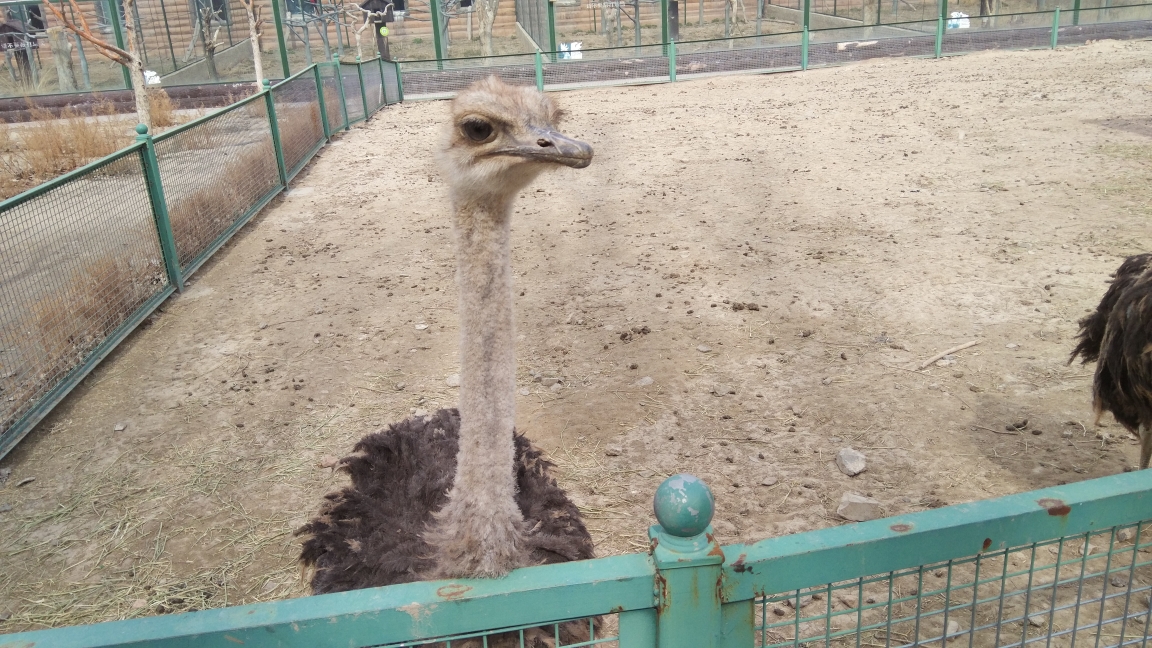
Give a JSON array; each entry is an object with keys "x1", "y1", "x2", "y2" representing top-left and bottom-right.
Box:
[{"x1": 498, "y1": 126, "x2": 594, "y2": 169}]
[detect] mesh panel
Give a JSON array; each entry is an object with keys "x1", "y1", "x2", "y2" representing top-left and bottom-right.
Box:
[
  {"x1": 808, "y1": 22, "x2": 938, "y2": 67},
  {"x1": 272, "y1": 74, "x2": 326, "y2": 179},
  {"x1": 1058, "y1": 3, "x2": 1152, "y2": 43},
  {"x1": 677, "y1": 32, "x2": 805, "y2": 79},
  {"x1": 320, "y1": 64, "x2": 347, "y2": 132},
  {"x1": 940, "y1": 11, "x2": 1056, "y2": 53},
  {"x1": 154, "y1": 98, "x2": 281, "y2": 273},
  {"x1": 516, "y1": 0, "x2": 552, "y2": 50},
  {"x1": 400, "y1": 55, "x2": 539, "y2": 99},
  {"x1": 755, "y1": 522, "x2": 1152, "y2": 648},
  {"x1": 370, "y1": 614, "x2": 618, "y2": 648},
  {"x1": 543, "y1": 44, "x2": 670, "y2": 89},
  {"x1": 0, "y1": 149, "x2": 168, "y2": 441},
  {"x1": 342, "y1": 63, "x2": 367, "y2": 123},
  {"x1": 363, "y1": 60, "x2": 386, "y2": 113},
  {"x1": 383, "y1": 60, "x2": 402, "y2": 104}
]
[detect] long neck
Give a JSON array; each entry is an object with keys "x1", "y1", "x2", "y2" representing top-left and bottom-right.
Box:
[
  {"x1": 425, "y1": 189, "x2": 527, "y2": 579},
  {"x1": 453, "y1": 192, "x2": 518, "y2": 505}
]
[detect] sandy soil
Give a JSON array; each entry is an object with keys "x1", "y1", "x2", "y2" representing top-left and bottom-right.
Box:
[{"x1": 1, "y1": 39, "x2": 1151, "y2": 631}]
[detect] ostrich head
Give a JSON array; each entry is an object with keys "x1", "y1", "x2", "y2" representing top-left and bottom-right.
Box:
[{"x1": 437, "y1": 76, "x2": 593, "y2": 204}]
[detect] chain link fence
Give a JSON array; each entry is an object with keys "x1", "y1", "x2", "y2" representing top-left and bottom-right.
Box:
[{"x1": 0, "y1": 57, "x2": 400, "y2": 460}]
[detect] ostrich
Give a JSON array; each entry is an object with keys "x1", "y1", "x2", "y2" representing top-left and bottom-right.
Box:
[
  {"x1": 1069, "y1": 253, "x2": 1152, "y2": 468},
  {"x1": 297, "y1": 77, "x2": 597, "y2": 640}
]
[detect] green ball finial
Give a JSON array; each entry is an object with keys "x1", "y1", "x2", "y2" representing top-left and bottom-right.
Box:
[
  {"x1": 653, "y1": 474, "x2": 714, "y2": 537},
  {"x1": 135, "y1": 123, "x2": 148, "y2": 135}
]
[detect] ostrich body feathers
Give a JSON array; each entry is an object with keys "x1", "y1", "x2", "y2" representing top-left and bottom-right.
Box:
[
  {"x1": 297, "y1": 408, "x2": 594, "y2": 594},
  {"x1": 1070, "y1": 253, "x2": 1152, "y2": 467}
]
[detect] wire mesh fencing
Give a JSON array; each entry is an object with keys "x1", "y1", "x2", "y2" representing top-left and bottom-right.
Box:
[
  {"x1": 755, "y1": 521, "x2": 1152, "y2": 648},
  {"x1": 0, "y1": 148, "x2": 170, "y2": 457},
  {"x1": 0, "y1": 57, "x2": 392, "y2": 460},
  {"x1": 154, "y1": 95, "x2": 281, "y2": 274},
  {"x1": 271, "y1": 70, "x2": 327, "y2": 179},
  {"x1": 341, "y1": 62, "x2": 367, "y2": 123}
]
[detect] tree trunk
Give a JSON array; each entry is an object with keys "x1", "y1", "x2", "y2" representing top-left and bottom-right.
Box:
[
  {"x1": 244, "y1": 0, "x2": 264, "y2": 90},
  {"x1": 122, "y1": 0, "x2": 153, "y2": 130},
  {"x1": 479, "y1": 0, "x2": 498, "y2": 57},
  {"x1": 862, "y1": 0, "x2": 878, "y2": 24},
  {"x1": 47, "y1": 27, "x2": 78, "y2": 92},
  {"x1": 200, "y1": 6, "x2": 220, "y2": 81}
]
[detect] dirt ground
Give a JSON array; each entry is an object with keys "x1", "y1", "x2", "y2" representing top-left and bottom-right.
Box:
[{"x1": 1, "y1": 39, "x2": 1151, "y2": 632}]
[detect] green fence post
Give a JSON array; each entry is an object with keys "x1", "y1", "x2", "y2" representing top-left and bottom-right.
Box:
[
  {"x1": 801, "y1": 26, "x2": 809, "y2": 70},
  {"x1": 430, "y1": 0, "x2": 445, "y2": 69},
  {"x1": 661, "y1": 0, "x2": 669, "y2": 46},
  {"x1": 546, "y1": 0, "x2": 557, "y2": 58},
  {"x1": 535, "y1": 50, "x2": 544, "y2": 91},
  {"x1": 395, "y1": 61, "x2": 405, "y2": 102},
  {"x1": 936, "y1": 0, "x2": 947, "y2": 58},
  {"x1": 313, "y1": 64, "x2": 332, "y2": 138},
  {"x1": 107, "y1": 0, "x2": 133, "y2": 90},
  {"x1": 668, "y1": 39, "x2": 677, "y2": 81},
  {"x1": 377, "y1": 56, "x2": 386, "y2": 105},
  {"x1": 135, "y1": 124, "x2": 184, "y2": 292},
  {"x1": 356, "y1": 57, "x2": 369, "y2": 118},
  {"x1": 272, "y1": 0, "x2": 291, "y2": 77},
  {"x1": 335, "y1": 64, "x2": 351, "y2": 131},
  {"x1": 650, "y1": 475, "x2": 724, "y2": 648},
  {"x1": 262, "y1": 80, "x2": 289, "y2": 189},
  {"x1": 1050, "y1": 7, "x2": 1060, "y2": 47},
  {"x1": 803, "y1": 0, "x2": 811, "y2": 32},
  {"x1": 1072, "y1": 0, "x2": 1080, "y2": 25}
]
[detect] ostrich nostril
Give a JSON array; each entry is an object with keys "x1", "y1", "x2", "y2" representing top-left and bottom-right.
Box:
[{"x1": 537, "y1": 138, "x2": 554, "y2": 148}]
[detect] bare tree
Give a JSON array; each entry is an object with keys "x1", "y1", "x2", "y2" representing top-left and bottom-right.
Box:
[
  {"x1": 197, "y1": 3, "x2": 224, "y2": 81},
  {"x1": 46, "y1": 26, "x2": 77, "y2": 92},
  {"x1": 237, "y1": 0, "x2": 264, "y2": 89},
  {"x1": 476, "y1": 0, "x2": 498, "y2": 56},
  {"x1": 42, "y1": 0, "x2": 153, "y2": 128}
]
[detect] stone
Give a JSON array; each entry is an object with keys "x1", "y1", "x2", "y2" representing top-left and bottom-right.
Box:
[
  {"x1": 114, "y1": 422, "x2": 127, "y2": 432},
  {"x1": 1118, "y1": 528, "x2": 1135, "y2": 542},
  {"x1": 0, "y1": 503, "x2": 12, "y2": 513},
  {"x1": 445, "y1": 374, "x2": 460, "y2": 387},
  {"x1": 1061, "y1": 430, "x2": 1074, "y2": 439},
  {"x1": 711, "y1": 384, "x2": 736, "y2": 396},
  {"x1": 414, "y1": 323, "x2": 429, "y2": 330},
  {"x1": 836, "y1": 448, "x2": 867, "y2": 476},
  {"x1": 638, "y1": 469, "x2": 655, "y2": 478},
  {"x1": 0, "y1": 467, "x2": 10, "y2": 487},
  {"x1": 131, "y1": 599, "x2": 148, "y2": 609},
  {"x1": 946, "y1": 619, "x2": 962, "y2": 640},
  {"x1": 822, "y1": 377, "x2": 832, "y2": 385},
  {"x1": 761, "y1": 476, "x2": 779, "y2": 487},
  {"x1": 1026, "y1": 615, "x2": 1046, "y2": 628},
  {"x1": 697, "y1": 344, "x2": 713, "y2": 353},
  {"x1": 519, "y1": 387, "x2": 530, "y2": 396},
  {"x1": 635, "y1": 376, "x2": 654, "y2": 387},
  {"x1": 318, "y1": 456, "x2": 339, "y2": 469},
  {"x1": 1111, "y1": 574, "x2": 1129, "y2": 588},
  {"x1": 783, "y1": 595, "x2": 814, "y2": 609},
  {"x1": 14, "y1": 477, "x2": 35, "y2": 488},
  {"x1": 1006, "y1": 343, "x2": 1019, "y2": 349},
  {"x1": 541, "y1": 377, "x2": 560, "y2": 387},
  {"x1": 605, "y1": 446, "x2": 622, "y2": 457},
  {"x1": 413, "y1": 409, "x2": 429, "y2": 418},
  {"x1": 550, "y1": 383, "x2": 563, "y2": 392},
  {"x1": 837, "y1": 492, "x2": 882, "y2": 522}
]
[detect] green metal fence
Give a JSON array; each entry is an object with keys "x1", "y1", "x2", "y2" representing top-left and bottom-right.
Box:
[
  {"x1": 2, "y1": 470, "x2": 1152, "y2": 647},
  {"x1": 0, "y1": 57, "x2": 402, "y2": 461},
  {"x1": 401, "y1": 1, "x2": 1152, "y2": 99}
]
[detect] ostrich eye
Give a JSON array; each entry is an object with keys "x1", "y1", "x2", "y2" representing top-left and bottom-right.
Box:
[{"x1": 462, "y1": 119, "x2": 494, "y2": 143}]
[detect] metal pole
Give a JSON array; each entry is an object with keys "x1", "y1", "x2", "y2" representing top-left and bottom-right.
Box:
[
  {"x1": 668, "y1": 38, "x2": 676, "y2": 81},
  {"x1": 1050, "y1": 7, "x2": 1059, "y2": 47},
  {"x1": 430, "y1": 0, "x2": 445, "y2": 68},
  {"x1": 106, "y1": 0, "x2": 133, "y2": 89},
  {"x1": 803, "y1": 0, "x2": 810, "y2": 31},
  {"x1": 534, "y1": 49, "x2": 544, "y2": 91},
  {"x1": 335, "y1": 63, "x2": 350, "y2": 130},
  {"x1": 650, "y1": 475, "x2": 723, "y2": 648},
  {"x1": 801, "y1": 25, "x2": 808, "y2": 69},
  {"x1": 313, "y1": 63, "x2": 331, "y2": 138},
  {"x1": 158, "y1": 0, "x2": 178, "y2": 73},
  {"x1": 1072, "y1": 0, "x2": 1080, "y2": 25},
  {"x1": 394, "y1": 60, "x2": 404, "y2": 101},
  {"x1": 547, "y1": 0, "x2": 557, "y2": 56},
  {"x1": 135, "y1": 124, "x2": 184, "y2": 292},
  {"x1": 272, "y1": 0, "x2": 291, "y2": 77},
  {"x1": 661, "y1": 0, "x2": 669, "y2": 45},
  {"x1": 262, "y1": 79, "x2": 289, "y2": 188},
  {"x1": 356, "y1": 57, "x2": 368, "y2": 117},
  {"x1": 935, "y1": 0, "x2": 947, "y2": 57}
]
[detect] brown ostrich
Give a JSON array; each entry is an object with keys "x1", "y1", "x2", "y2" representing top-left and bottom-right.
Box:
[
  {"x1": 1069, "y1": 253, "x2": 1152, "y2": 468},
  {"x1": 297, "y1": 77, "x2": 597, "y2": 643}
]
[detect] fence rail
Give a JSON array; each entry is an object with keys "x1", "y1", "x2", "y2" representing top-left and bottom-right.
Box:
[
  {"x1": 0, "y1": 57, "x2": 401, "y2": 461},
  {"x1": 2, "y1": 470, "x2": 1151, "y2": 647}
]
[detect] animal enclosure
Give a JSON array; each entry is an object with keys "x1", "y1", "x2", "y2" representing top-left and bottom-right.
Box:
[{"x1": 1, "y1": 30, "x2": 1152, "y2": 648}]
